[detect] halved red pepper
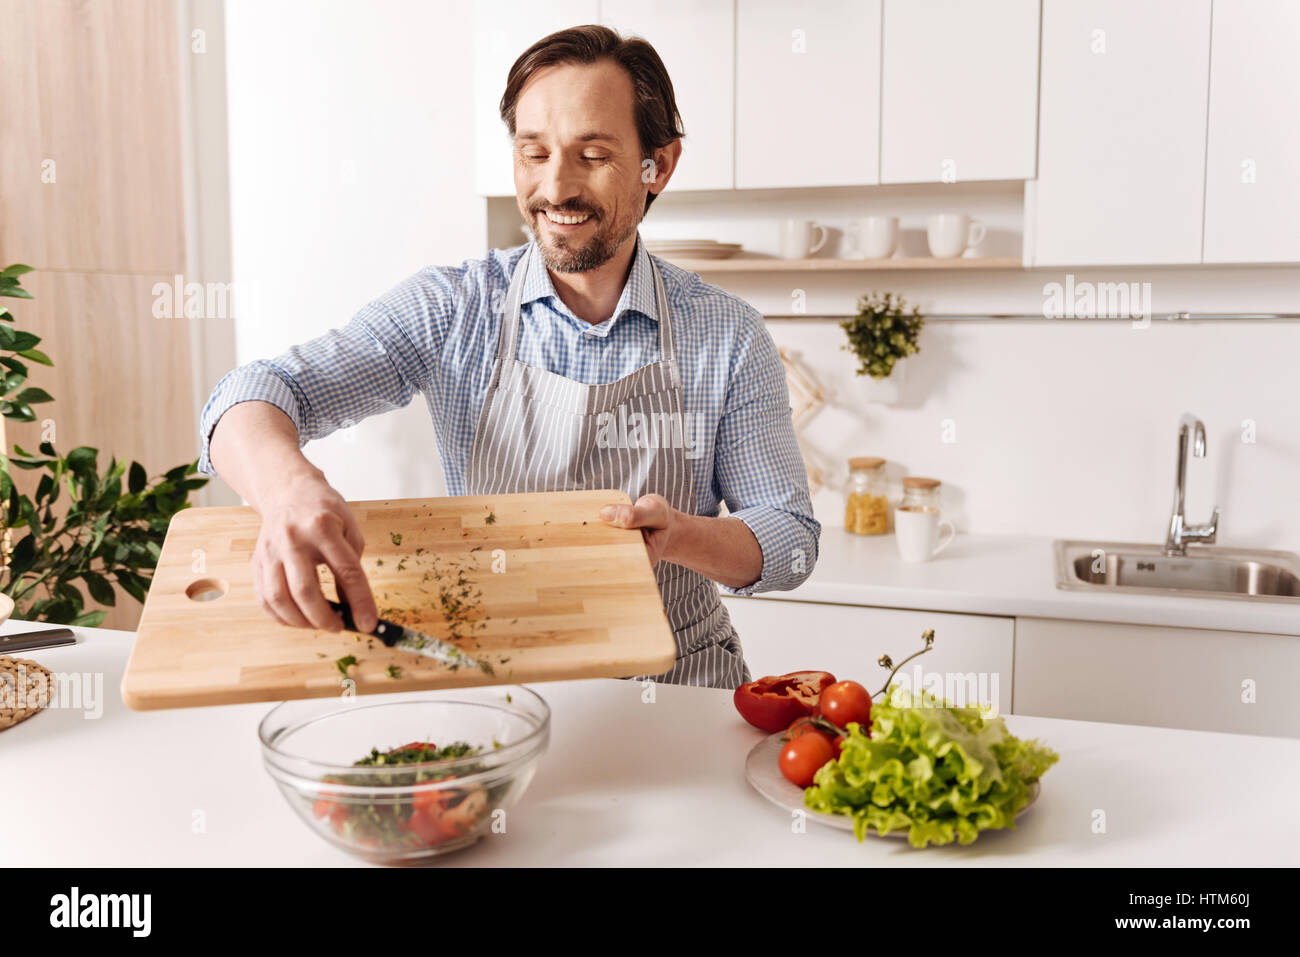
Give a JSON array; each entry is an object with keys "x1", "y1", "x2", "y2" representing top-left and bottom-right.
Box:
[{"x1": 733, "y1": 670, "x2": 837, "y2": 732}]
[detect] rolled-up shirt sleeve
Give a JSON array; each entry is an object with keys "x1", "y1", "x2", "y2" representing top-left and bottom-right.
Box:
[
  {"x1": 713, "y1": 310, "x2": 820, "y2": 595},
  {"x1": 197, "y1": 297, "x2": 436, "y2": 477}
]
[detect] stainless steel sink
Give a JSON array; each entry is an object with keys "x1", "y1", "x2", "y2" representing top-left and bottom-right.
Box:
[{"x1": 1054, "y1": 540, "x2": 1300, "y2": 603}]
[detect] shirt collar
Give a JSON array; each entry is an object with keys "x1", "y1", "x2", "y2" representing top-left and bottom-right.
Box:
[{"x1": 519, "y1": 231, "x2": 660, "y2": 329}]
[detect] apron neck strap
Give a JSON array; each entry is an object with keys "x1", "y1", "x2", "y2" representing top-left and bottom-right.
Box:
[{"x1": 499, "y1": 240, "x2": 676, "y2": 363}]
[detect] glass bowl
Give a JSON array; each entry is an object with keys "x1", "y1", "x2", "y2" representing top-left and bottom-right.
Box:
[{"x1": 258, "y1": 686, "x2": 550, "y2": 864}]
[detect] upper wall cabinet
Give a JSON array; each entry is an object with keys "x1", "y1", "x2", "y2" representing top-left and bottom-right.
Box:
[
  {"x1": 1030, "y1": 0, "x2": 1212, "y2": 266},
  {"x1": 472, "y1": 1, "x2": 601, "y2": 197},
  {"x1": 1202, "y1": 0, "x2": 1300, "y2": 263},
  {"x1": 880, "y1": 0, "x2": 1040, "y2": 185},
  {"x1": 735, "y1": 0, "x2": 881, "y2": 190},
  {"x1": 600, "y1": 0, "x2": 735, "y2": 191}
]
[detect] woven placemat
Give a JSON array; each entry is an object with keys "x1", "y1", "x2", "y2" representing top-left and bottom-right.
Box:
[{"x1": 0, "y1": 655, "x2": 52, "y2": 731}]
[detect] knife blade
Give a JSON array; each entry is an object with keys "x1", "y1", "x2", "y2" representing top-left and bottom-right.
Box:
[{"x1": 327, "y1": 599, "x2": 492, "y2": 675}]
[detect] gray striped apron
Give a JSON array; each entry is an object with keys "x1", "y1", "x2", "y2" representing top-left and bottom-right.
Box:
[{"x1": 465, "y1": 241, "x2": 752, "y2": 689}]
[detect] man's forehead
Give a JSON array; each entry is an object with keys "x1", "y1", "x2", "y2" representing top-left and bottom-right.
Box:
[{"x1": 514, "y1": 61, "x2": 636, "y2": 141}]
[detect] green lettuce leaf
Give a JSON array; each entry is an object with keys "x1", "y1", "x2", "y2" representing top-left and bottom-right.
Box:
[{"x1": 805, "y1": 684, "x2": 1059, "y2": 848}]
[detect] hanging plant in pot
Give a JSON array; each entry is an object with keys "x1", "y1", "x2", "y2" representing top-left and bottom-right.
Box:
[{"x1": 840, "y1": 291, "x2": 924, "y2": 406}]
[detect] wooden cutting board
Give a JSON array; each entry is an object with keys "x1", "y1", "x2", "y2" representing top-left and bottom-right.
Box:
[{"x1": 121, "y1": 490, "x2": 677, "y2": 710}]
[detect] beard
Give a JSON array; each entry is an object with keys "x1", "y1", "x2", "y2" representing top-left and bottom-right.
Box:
[{"x1": 530, "y1": 200, "x2": 640, "y2": 274}]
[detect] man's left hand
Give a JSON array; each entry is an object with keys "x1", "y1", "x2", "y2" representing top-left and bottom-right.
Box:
[{"x1": 599, "y1": 494, "x2": 675, "y2": 564}]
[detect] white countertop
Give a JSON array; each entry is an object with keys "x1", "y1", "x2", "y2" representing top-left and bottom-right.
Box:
[
  {"x1": 3, "y1": 621, "x2": 1297, "y2": 867},
  {"x1": 737, "y1": 527, "x2": 1300, "y2": 636}
]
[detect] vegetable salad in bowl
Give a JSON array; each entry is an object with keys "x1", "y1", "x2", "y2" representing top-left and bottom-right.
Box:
[{"x1": 259, "y1": 687, "x2": 549, "y2": 864}]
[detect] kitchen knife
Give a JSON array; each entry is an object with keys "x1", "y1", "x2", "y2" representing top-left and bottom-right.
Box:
[
  {"x1": 326, "y1": 599, "x2": 492, "y2": 675},
  {"x1": 0, "y1": 627, "x2": 76, "y2": 653}
]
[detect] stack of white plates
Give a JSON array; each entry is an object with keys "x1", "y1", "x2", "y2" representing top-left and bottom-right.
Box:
[{"x1": 644, "y1": 238, "x2": 743, "y2": 260}]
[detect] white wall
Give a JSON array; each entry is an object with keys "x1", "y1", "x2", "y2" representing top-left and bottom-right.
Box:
[
  {"x1": 622, "y1": 185, "x2": 1300, "y2": 549},
  {"x1": 771, "y1": 318, "x2": 1299, "y2": 548},
  {"x1": 219, "y1": 3, "x2": 1300, "y2": 554},
  {"x1": 222, "y1": 0, "x2": 482, "y2": 501}
]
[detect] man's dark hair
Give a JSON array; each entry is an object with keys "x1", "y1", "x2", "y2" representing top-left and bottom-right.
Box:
[{"x1": 499, "y1": 24, "x2": 685, "y2": 213}]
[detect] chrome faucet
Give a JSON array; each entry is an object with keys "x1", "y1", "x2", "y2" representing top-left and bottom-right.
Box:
[{"x1": 1165, "y1": 413, "x2": 1219, "y2": 556}]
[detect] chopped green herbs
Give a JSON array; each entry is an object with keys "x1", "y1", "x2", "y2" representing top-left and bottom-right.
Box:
[
  {"x1": 336, "y1": 655, "x2": 357, "y2": 676},
  {"x1": 390, "y1": 532, "x2": 403, "y2": 546},
  {"x1": 385, "y1": 664, "x2": 402, "y2": 679},
  {"x1": 355, "y1": 741, "x2": 477, "y2": 767}
]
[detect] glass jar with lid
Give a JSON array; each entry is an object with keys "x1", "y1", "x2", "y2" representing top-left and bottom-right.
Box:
[
  {"x1": 844, "y1": 457, "x2": 889, "y2": 535},
  {"x1": 900, "y1": 476, "x2": 942, "y2": 513}
]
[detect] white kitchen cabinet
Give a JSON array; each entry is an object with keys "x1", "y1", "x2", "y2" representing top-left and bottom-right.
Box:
[
  {"x1": 472, "y1": 0, "x2": 601, "y2": 196},
  {"x1": 1202, "y1": 0, "x2": 1300, "y2": 263},
  {"x1": 1029, "y1": 0, "x2": 1212, "y2": 266},
  {"x1": 735, "y1": 0, "x2": 881, "y2": 189},
  {"x1": 879, "y1": 0, "x2": 1039, "y2": 184},
  {"x1": 722, "y1": 597, "x2": 1014, "y2": 717},
  {"x1": 600, "y1": 0, "x2": 735, "y2": 192},
  {"x1": 1014, "y1": 617, "x2": 1300, "y2": 738}
]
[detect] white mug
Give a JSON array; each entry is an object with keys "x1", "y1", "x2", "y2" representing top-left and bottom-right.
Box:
[
  {"x1": 846, "y1": 216, "x2": 899, "y2": 259},
  {"x1": 926, "y1": 213, "x2": 986, "y2": 259},
  {"x1": 894, "y1": 506, "x2": 956, "y2": 562},
  {"x1": 780, "y1": 219, "x2": 829, "y2": 259}
]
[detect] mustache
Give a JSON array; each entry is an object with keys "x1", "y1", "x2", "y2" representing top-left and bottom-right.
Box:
[{"x1": 531, "y1": 202, "x2": 600, "y2": 218}]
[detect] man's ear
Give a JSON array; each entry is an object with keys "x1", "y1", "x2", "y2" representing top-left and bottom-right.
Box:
[{"x1": 644, "y1": 139, "x2": 683, "y2": 200}]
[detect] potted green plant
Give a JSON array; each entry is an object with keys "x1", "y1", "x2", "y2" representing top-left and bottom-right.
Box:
[
  {"x1": 839, "y1": 291, "x2": 924, "y2": 405},
  {"x1": 0, "y1": 264, "x2": 206, "y2": 626}
]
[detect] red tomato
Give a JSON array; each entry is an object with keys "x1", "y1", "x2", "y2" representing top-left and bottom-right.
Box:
[
  {"x1": 819, "y1": 680, "x2": 872, "y2": 732},
  {"x1": 734, "y1": 670, "x2": 837, "y2": 732},
  {"x1": 390, "y1": 742, "x2": 438, "y2": 757},
  {"x1": 786, "y1": 715, "x2": 833, "y2": 747},
  {"x1": 778, "y1": 733, "x2": 835, "y2": 788},
  {"x1": 405, "y1": 807, "x2": 446, "y2": 846},
  {"x1": 313, "y1": 793, "x2": 350, "y2": 833}
]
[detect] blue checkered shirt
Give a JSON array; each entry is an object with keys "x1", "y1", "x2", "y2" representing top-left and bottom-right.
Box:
[{"x1": 197, "y1": 232, "x2": 820, "y2": 595}]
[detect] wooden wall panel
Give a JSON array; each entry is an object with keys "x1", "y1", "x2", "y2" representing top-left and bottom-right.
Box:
[
  {"x1": 0, "y1": 0, "x2": 196, "y2": 630},
  {"x1": 0, "y1": 0, "x2": 186, "y2": 273}
]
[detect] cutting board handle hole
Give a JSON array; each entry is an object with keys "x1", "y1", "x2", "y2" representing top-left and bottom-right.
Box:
[{"x1": 186, "y1": 578, "x2": 229, "y2": 602}]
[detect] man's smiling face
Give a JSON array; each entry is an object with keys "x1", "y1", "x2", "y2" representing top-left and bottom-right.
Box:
[{"x1": 513, "y1": 59, "x2": 649, "y2": 273}]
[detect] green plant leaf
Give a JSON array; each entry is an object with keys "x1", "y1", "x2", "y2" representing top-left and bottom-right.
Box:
[
  {"x1": 15, "y1": 387, "x2": 53, "y2": 404},
  {"x1": 5, "y1": 455, "x2": 46, "y2": 470},
  {"x1": 65, "y1": 446, "x2": 98, "y2": 476},
  {"x1": 7, "y1": 534, "x2": 37, "y2": 580},
  {"x1": 42, "y1": 600, "x2": 77, "y2": 624},
  {"x1": 4, "y1": 402, "x2": 35, "y2": 422},
  {"x1": 0, "y1": 356, "x2": 27, "y2": 376},
  {"x1": 82, "y1": 572, "x2": 116, "y2": 607},
  {"x1": 69, "y1": 610, "x2": 108, "y2": 628},
  {"x1": 0, "y1": 326, "x2": 40, "y2": 351},
  {"x1": 128, "y1": 461, "x2": 147, "y2": 494},
  {"x1": 0, "y1": 286, "x2": 34, "y2": 301},
  {"x1": 0, "y1": 264, "x2": 34, "y2": 278},
  {"x1": 115, "y1": 570, "x2": 149, "y2": 604},
  {"x1": 16, "y1": 348, "x2": 53, "y2": 366}
]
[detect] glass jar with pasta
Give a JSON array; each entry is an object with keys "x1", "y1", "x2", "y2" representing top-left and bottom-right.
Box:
[{"x1": 844, "y1": 457, "x2": 889, "y2": 535}]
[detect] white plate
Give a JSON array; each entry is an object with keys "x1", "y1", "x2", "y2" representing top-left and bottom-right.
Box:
[
  {"x1": 648, "y1": 246, "x2": 742, "y2": 260},
  {"x1": 744, "y1": 732, "x2": 1040, "y2": 838}
]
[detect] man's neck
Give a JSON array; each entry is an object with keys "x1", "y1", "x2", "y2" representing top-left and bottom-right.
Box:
[{"x1": 548, "y1": 235, "x2": 637, "y2": 325}]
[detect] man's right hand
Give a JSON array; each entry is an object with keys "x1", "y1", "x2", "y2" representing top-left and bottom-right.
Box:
[{"x1": 250, "y1": 470, "x2": 378, "y2": 634}]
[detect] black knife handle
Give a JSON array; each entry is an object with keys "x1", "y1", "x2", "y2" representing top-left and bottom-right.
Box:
[{"x1": 327, "y1": 599, "x2": 403, "y2": 647}]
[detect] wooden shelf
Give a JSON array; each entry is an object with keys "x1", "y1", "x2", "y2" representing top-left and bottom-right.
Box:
[{"x1": 659, "y1": 256, "x2": 1024, "y2": 272}]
